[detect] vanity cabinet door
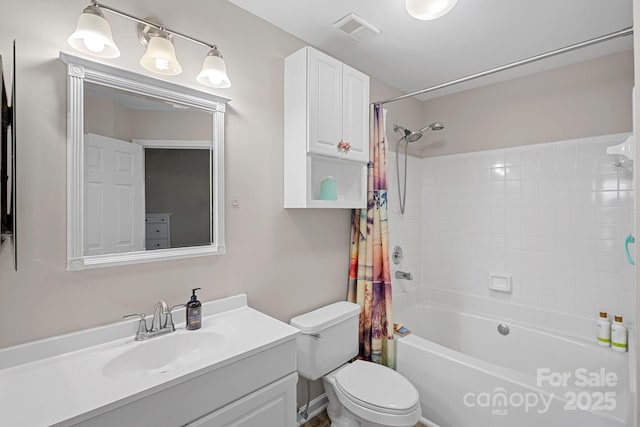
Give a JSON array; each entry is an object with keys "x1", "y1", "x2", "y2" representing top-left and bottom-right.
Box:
[{"x1": 186, "y1": 373, "x2": 297, "y2": 427}]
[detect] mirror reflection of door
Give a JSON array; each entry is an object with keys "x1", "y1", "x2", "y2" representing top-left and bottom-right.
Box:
[
  {"x1": 84, "y1": 134, "x2": 144, "y2": 255},
  {"x1": 83, "y1": 82, "x2": 214, "y2": 256}
]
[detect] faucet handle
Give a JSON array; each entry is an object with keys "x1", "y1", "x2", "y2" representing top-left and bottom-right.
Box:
[
  {"x1": 164, "y1": 304, "x2": 186, "y2": 331},
  {"x1": 123, "y1": 313, "x2": 149, "y2": 339},
  {"x1": 123, "y1": 313, "x2": 146, "y2": 321},
  {"x1": 169, "y1": 304, "x2": 185, "y2": 312}
]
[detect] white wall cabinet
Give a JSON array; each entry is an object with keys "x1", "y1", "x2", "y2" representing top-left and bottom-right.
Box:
[
  {"x1": 284, "y1": 46, "x2": 369, "y2": 208},
  {"x1": 306, "y1": 48, "x2": 369, "y2": 162}
]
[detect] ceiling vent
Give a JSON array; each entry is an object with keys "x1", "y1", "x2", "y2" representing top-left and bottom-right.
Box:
[{"x1": 333, "y1": 13, "x2": 380, "y2": 42}]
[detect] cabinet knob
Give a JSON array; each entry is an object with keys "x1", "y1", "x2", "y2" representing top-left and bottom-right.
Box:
[{"x1": 337, "y1": 140, "x2": 351, "y2": 153}]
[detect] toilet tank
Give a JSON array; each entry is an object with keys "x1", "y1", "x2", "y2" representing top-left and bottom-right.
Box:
[{"x1": 290, "y1": 301, "x2": 361, "y2": 381}]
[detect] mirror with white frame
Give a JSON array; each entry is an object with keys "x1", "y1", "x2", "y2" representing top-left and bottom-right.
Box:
[{"x1": 61, "y1": 53, "x2": 228, "y2": 270}]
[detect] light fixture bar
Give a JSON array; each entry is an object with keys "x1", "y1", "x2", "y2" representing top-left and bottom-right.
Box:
[{"x1": 91, "y1": 0, "x2": 215, "y2": 49}]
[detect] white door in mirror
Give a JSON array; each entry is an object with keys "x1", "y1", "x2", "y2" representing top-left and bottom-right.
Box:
[{"x1": 85, "y1": 133, "x2": 145, "y2": 255}]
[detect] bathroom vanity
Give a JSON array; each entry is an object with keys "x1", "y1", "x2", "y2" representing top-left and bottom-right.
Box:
[{"x1": 0, "y1": 294, "x2": 299, "y2": 427}]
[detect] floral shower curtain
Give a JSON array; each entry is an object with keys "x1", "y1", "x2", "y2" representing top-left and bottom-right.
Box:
[{"x1": 347, "y1": 104, "x2": 394, "y2": 368}]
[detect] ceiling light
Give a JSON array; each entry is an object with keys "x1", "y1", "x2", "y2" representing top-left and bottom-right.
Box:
[
  {"x1": 405, "y1": 0, "x2": 458, "y2": 20},
  {"x1": 67, "y1": 2, "x2": 231, "y2": 89},
  {"x1": 197, "y1": 47, "x2": 231, "y2": 88},
  {"x1": 67, "y1": 4, "x2": 120, "y2": 58}
]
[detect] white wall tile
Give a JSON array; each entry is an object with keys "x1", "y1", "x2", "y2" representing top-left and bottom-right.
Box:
[
  {"x1": 413, "y1": 133, "x2": 635, "y2": 327},
  {"x1": 388, "y1": 151, "x2": 423, "y2": 299}
]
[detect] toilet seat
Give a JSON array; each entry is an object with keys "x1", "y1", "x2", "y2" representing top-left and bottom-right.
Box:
[{"x1": 334, "y1": 360, "x2": 420, "y2": 415}]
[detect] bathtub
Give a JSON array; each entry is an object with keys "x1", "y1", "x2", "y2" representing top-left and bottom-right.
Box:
[{"x1": 395, "y1": 301, "x2": 634, "y2": 427}]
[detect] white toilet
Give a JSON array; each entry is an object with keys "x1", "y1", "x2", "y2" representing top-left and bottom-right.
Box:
[{"x1": 290, "y1": 301, "x2": 421, "y2": 427}]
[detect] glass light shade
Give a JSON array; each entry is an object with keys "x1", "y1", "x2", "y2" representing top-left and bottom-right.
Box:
[
  {"x1": 197, "y1": 52, "x2": 231, "y2": 88},
  {"x1": 139, "y1": 36, "x2": 182, "y2": 76},
  {"x1": 405, "y1": 0, "x2": 458, "y2": 20},
  {"x1": 67, "y1": 10, "x2": 120, "y2": 58}
]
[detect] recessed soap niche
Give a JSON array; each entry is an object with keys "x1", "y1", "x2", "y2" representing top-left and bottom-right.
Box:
[{"x1": 488, "y1": 273, "x2": 512, "y2": 293}]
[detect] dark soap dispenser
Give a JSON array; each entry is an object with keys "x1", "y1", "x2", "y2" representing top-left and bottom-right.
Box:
[{"x1": 186, "y1": 287, "x2": 202, "y2": 330}]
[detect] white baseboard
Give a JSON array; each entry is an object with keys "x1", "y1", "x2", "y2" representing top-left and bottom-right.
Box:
[{"x1": 297, "y1": 393, "x2": 329, "y2": 425}]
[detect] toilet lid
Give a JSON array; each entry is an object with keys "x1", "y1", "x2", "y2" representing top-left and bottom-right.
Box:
[{"x1": 334, "y1": 360, "x2": 419, "y2": 413}]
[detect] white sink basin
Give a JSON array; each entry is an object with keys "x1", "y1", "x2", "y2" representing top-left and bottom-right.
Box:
[{"x1": 85, "y1": 331, "x2": 226, "y2": 380}]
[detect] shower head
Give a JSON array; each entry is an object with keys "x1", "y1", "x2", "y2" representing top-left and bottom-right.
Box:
[
  {"x1": 394, "y1": 122, "x2": 444, "y2": 143},
  {"x1": 393, "y1": 124, "x2": 423, "y2": 143},
  {"x1": 394, "y1": 121, "x2": 444, "y2": 216}
]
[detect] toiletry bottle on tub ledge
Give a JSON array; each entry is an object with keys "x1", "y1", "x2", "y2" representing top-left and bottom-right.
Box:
[
  {"x1": 611, "y1": 315, "x2": 627, "y2": 352},
  {"x1": 596, "y1": 311, "x2": 611, "y2": 347}
]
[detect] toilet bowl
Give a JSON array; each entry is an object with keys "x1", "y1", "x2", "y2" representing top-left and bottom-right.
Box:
[
  {"x1": 324, "y1": 360, "x2": 420, "y2": 427},
  {"x1": 290, "y1": 301, "x2": 421, "y2": 427}
]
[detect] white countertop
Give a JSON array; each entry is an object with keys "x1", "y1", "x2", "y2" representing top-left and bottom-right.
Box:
[{"x1": 0, "y1": 294, "x2": 299, "y2": 427}]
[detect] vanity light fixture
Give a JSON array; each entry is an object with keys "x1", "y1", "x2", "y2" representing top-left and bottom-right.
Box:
[
  {"x1": 405, "y1": 0, "x2": 458, "y2": 20},
  {"x1": 197, "y1": 47, "x2": 231, "y2": 88},
  {"x1": 138, "y1": 24, "x2": 182, "y2": 76},
  {"x1": 67, "y1": 4, "x2": 120, "y2": 58},
  {"x1": 67, "y1": 1, "x2": 231, "y2": 87}
]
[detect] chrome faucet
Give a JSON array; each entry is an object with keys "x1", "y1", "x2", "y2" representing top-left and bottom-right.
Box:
[
  {"x1": 395, "y1": 270, "x2": 413, "y2": 280},
  {"x1": 150, "y1": 300, "x2": 169, "y2": 332},
  {"x1": 123, "y1": 301, "x2": 185, "y2": 341}
]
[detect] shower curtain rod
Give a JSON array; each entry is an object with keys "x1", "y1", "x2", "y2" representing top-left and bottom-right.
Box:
[{"x1": 374, "y1": 26, "x2": 633, "y2": 106}]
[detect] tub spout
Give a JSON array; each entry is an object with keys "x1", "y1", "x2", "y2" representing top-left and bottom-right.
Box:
[{"x1": 395, "y1": 270, "x2": 413, "y2": 280}]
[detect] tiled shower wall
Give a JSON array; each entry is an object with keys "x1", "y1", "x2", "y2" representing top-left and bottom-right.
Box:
[
  {"x1": 388, "y1": 151, "x2": 423, "y2": 299},
  {"x1": 420, "y1": 133, "x2": 635, "y2": 323}
]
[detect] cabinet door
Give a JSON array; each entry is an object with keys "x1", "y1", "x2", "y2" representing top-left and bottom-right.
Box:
[
  {"x1": 307, "y1": 48, "x2": 343, "y2": 158},
  {"x1": 342, "y1": 64, "x2": 370, "y2": 163},
  {"x1": 186, "y1": 373, "x2": 297, "y2": 427}
]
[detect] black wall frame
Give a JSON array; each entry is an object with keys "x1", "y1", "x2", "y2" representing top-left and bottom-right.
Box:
[{"x1": 0, "y1": 41, "x2": 16, "y2": 271}]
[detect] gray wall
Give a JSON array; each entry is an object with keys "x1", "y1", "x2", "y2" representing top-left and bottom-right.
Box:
[
  {"x1": 4, "y1": 0, "x2": 629, "y2": 348},
  {"x1": 0, "y1": 0, "x2": 352, "y2": 349},
  {"x1": 418, "y1": 50, "x2": 633, "y2": 157}
]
